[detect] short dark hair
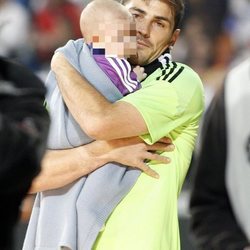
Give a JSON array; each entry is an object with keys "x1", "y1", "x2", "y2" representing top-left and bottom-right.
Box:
[{"x1": 120, "y1": 0, "x2": 185, "y2": 30}]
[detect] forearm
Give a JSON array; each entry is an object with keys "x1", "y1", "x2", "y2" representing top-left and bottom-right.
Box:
[
  {"x1": 29, "y1": 137, "x2": 173, "y2": 193},
  {"x1": 29, "y1": 144, "x2": 108, "y2": 193},
  {"x1": 51, "y1": 53, "x2": 147, "y2": 140},
  {"x1": 52, "y1": 55, "x2": 114, "y2": 136},
  {"x1": 29, "y1": 138, "x2": 141, "y2": 193}
]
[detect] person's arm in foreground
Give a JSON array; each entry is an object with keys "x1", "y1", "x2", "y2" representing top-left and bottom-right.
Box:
[
  {"x1": 30, "y1": 137, "x2": 173, "y2": 193},
  {"x1": 189, "y1": 86, "x2": 250, "y2": 250},
  {"x1": 51, "y1": 52, "x2": 147, "y2": 140}
]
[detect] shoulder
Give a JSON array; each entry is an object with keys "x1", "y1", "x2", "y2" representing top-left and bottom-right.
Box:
[
  {"x1": 158, "y1": 61, "x2": 205, "y2": 115},
  {"x1": 147, "y1": 61, "x2": 203, "y2": 95},
  {"x1": 150, "y1": 61, "x2": 202, "y2": 87},
  {"x1": 169, "y1": 61, "x2": 202, "y2": 85}
]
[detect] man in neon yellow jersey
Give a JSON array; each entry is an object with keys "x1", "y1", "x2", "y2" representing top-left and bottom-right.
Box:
[{"x1": 48, "y1": 0, "x2": 205, "y2": 249}]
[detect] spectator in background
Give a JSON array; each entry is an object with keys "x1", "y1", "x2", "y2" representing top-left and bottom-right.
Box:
[
  {"x1": 0, "y1": 0, "x2": 30, "y2": 63},
  {"x1": 0, "y1": 56, "x2": 50, "y2": 249},
  {"x1": 189, "y1": 58, "x2": 250, "y2": 250},
  {"x1": 199, "y1": 0, "x2": 250, "y2": 98},
  {"x1": 227, "y1": 0, "x2": 250, "y2": 63},
  {"x1": 173, "y1": 0, "x2": 231, "y2": 108},
  {"x1": 15, "y1": 0, "x2": 30, "y2": 9},
  {"x1": 30, "y1": 0, "x2": 82, "y2": 70}
]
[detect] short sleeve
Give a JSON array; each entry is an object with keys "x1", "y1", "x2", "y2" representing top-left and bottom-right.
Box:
[{"x1": 119, "y1": 65, "x2": 204, "y2": 144}]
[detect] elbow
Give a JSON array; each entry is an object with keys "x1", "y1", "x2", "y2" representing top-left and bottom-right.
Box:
[
  {"x1": 84, "y1": 118, "x2": 109, "y2": 140},
  {"x1": 80, "y1": 110, "x2": 115, "y2": 140},
  {"x1": 76, "y1": 112, "x2": 102, "y2": 139},
  {"x1": 84, "y1": 125, "x2": 102, "y2": 140}
]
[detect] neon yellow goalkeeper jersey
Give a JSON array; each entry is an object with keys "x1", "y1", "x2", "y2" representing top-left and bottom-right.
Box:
[{"x1": 93, "y1": 61, "x2": 204, "y2": 250}]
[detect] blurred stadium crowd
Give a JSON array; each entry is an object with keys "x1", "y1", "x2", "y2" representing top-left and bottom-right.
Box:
[{"x1": 1, "y1": 0, "x2": 250, "y2": 101}]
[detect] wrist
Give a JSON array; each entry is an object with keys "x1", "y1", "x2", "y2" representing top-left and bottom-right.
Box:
[{"x1": 77, "y1": 144, "x2": 110, "y2": 174}]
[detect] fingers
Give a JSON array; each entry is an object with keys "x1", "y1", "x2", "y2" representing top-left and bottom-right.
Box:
[
  {"x1": 140, "y1": 68, "x2": 147, "y2": 79},
  {"x1": 140, "y1": 67, "x2": 145, "y2": 73},
  {"x1": 135, "y1": 149, "x2": 171, "y2": 179},
  {"x1": 137, "y1": 162, "x2": 160, "y2": 179},
  {"x1": 146, "y1": 142, "x2": 175, "y2": 152},
  {"x1": 133, "y1": 65, "x2": 140, "y2": 70},
  {"x1": 145, "y1": 151, "x2": 171, "y2": 164},
  {"x1": 157, "y1": 137, "x2": 172, "y2": 144},
  {"x1": 139, "y1": 67, "x2": 147, "y2": 79},
  {"x1": 108, "y1": 141, "x2": 173, "y2": 179}
]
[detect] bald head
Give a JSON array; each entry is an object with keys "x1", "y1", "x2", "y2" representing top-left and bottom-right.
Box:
[
  {"x1": 80, "y1": 0, "x2": 133, "y2": 42},
  {"x1": 80, "y1": 0, "x2": 137, "y2": 58}
]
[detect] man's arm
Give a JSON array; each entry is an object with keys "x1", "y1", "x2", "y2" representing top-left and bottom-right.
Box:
[
  {"x1": 30, "y1": 137, "x2": 173, "y2": 193},
  {"x1": 189, "y1": 87, "x2": 250, "y2": 249},
  {"x1": 51, "y1": 52, "x2": 148, "y2": 140}
]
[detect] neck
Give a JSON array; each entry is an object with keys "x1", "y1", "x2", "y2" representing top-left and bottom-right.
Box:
[{"x1": 143, "y1": 49, "x2": 172, "y2": 76}]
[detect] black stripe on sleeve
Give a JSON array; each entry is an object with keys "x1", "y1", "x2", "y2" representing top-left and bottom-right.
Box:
[
  {"x1": 167, "y1": 66, "x2": 184, "y2": 83},
  {"x1": 161, "y1": 62, "x2": 177, "y2": 81}
]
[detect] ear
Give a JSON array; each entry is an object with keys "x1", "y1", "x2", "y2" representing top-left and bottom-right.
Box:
[{"x1": 170, "y1": 29, "x2": 180, "y2": 47}]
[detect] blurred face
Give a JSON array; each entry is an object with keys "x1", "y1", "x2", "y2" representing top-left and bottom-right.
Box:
[
  {"x1": 91, "y1": 19, "x2": 137, "y2": 58},
  {"x1": 124, "y1": 0, "x2": 180, "y2": 65}
]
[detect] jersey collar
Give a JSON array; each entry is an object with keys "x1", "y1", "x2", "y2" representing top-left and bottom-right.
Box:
[{"x1": 143, "y1": 49, "x2": 172, "y2": 77}]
